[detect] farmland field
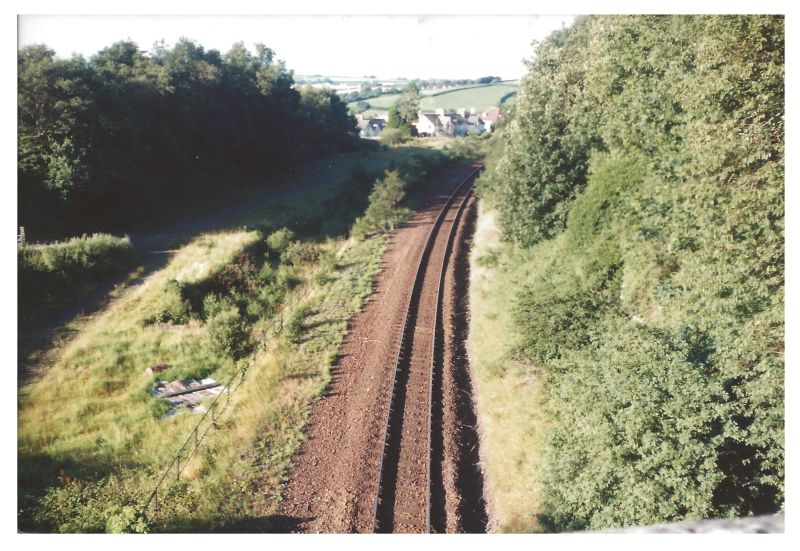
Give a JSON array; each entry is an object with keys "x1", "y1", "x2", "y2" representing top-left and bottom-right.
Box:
[
  {"x1": 349, "y1": 82, "x2": 518, "y2": 115},
  {"x1": 421, "y1": 83, "x2": 517, "y2": 111}
]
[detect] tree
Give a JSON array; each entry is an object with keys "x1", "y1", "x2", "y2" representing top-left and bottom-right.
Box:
[
  {"x1": 17, "y1": 39, "x2": 362, "y2": 238},
  {"x1": 386, "y1": 104, "x2": 403, "y2": 128},
  {"x1": 396, "y1": 82, "x2": 421, "y2": 124},
  {"x1": 479, "y1": 14, "x2": 784, "y2": 530}
]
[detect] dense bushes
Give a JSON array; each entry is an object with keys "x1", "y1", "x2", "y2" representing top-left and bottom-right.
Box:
[
  {"x1": 352, "y1": 170, "x2": 410, "y2": 238},
  {"x1": 18, "y1": 40, "x2": 358, "y2": 239},
  {"x1": 18, "y1": 233, "x2": 137, "y2": 327},
  {"x1": 206, "y1": 304, "x2": 253, "y2": 360},
  {"x1": 479, "y1": 15, "x2": 784, "y2": 530}
]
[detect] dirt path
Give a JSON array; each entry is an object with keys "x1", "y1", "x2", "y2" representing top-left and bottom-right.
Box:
[{"x1": 277, "y1": 163, "x2": 483, "y2": 533}]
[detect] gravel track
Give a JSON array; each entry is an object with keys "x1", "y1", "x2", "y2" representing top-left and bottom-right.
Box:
[{"x1": 277, "y1": 164, "x2": 481, "y2": 533}]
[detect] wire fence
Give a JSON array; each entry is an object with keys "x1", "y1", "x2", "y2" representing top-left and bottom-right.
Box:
[
  {"x1": 142, "y1": 166, "x2": 480, "y2": 519},
  {"x1": 142, "y1": 256, "x2": 322, "y2": 517}
]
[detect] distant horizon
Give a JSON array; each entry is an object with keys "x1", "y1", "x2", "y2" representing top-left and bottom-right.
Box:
[{"x1": 17, "y1": 15, "x2": 574, "y2": 80}]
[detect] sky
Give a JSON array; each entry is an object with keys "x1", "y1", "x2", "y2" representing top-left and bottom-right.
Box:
[{"x1": 17, "y1": 14, "x2": 575, "y2": 80}]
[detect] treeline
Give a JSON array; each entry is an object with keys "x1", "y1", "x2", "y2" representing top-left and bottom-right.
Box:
[
  {"x1": 418, "y1": 75, "x2": 502, "y2": 90},
  {"x1": 18, "y1": 40, "x2": 358, "y2": 238},
  {"x1": 479, "y1": 16, "x2": 784, "y2": 529}
]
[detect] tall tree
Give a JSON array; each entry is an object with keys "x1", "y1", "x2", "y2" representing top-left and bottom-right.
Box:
[
  {"x1": 396, "y1": 82, "x2": 420, "y2": 124},
  {"x1": 18, "y1": 39, "x2": 360, "y2": 238}
]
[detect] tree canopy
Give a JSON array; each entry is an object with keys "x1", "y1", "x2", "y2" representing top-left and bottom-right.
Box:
[{"x1": 18, "y1": 39, "x2": 359, "y2": 238}]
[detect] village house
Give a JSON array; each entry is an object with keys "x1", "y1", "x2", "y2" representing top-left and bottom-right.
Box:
[
  {"x1": 414, "y1": 107, "x2": 501, "y2": 137},
  {"x1": 355, "y1": 113, "x2": 388, "y2": 139}
]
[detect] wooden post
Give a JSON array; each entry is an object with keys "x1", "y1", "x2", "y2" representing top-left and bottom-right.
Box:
[
  {"x1": 176, "y1": 458, "x2": 180, "y2": 481},
  {"x1": 194, "y1": 427, "x2": 198, "y2": 451},
  {"x1": 18, "y1": 227, "x2": 26, "y2": 247}
]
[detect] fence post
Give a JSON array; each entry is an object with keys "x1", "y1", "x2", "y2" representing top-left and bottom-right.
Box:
[
  {"x1": 176, "y1": 458, "x2": 180, "y2": 481},
  {"x1": 194, "y1": 427, "x2": 198, "y2": 451}
]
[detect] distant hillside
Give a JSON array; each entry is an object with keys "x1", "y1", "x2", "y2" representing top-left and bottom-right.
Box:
[{"x1": 349, "y1": 81, "x2": 518, "y2": 115}]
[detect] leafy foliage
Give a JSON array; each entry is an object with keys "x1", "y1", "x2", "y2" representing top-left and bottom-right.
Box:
[
  {"x1": 352, "y1": 170, "x2": 410, "y2": 238},
  {"x1": 35, "y1": 476, "x2": 149, "y2": 533},
  {"x1": 265, "y1": 228, "x2": 295, "y2": 256},
  {"x1": 479, "y1": 15, "x2": 784, "y2": 530},
  {"x1": 18, "y1": 39, "x2": 358, "y2": 239},
  {"x1": 206, "y1": 305, "x2": 253, "y2": 360}
]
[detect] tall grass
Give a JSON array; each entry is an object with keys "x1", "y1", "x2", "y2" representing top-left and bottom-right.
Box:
[
  {"x1": 18, "y1": 233, "x2": 137, "y2": 328},
  {"x1": 467, "y1": 205, "x2": 548, "y2": 533},
  {"x1": 18, "y1": 147, "x2": 455, "y2": 532}
]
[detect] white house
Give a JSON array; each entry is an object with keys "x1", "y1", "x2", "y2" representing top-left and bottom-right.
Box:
[{"x1": 414, "y1": 108, "x2": 493, "y2": 137}]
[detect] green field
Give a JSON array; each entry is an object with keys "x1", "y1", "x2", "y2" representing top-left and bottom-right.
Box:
[
  {"x1": 349, "y1": 82, "x2": 518, "y2": 115},
  {"x1": 421, "y1": 83, "x2": 517, "y2": 111}
]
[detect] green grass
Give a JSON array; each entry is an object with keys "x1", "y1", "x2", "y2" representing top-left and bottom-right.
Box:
[
  {"x1": 18, "y1": 147, "x2": 456, "y2": 532},
  {"x1": 18, "y1": 222, "x2": 390, "y2": 533},
  {"x1": 18, "y1": 233, "x2": 137, "y2": 330},
  {"x1": 420, "y1": 83, "x2": 517, "y2": 111},
  {"x1": 467, "y1": 204, "x2": 547, "y2": 533},
  {"x1": 348, "y1": 82, "x2": 518, "y2": 116},
  {"x1": 18, "y1": 229, "x2": 261, "y2": 531}
]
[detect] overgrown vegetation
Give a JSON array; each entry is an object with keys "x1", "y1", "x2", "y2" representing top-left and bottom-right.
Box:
[
  {"x1": 18, "y1": 233, "x2": 137, "y2": 329},
  {"x1": 352, "y1": 171, "x2": 410, "y2": 238},
  {"x1": 18, "y1": 144, "x2": 459, "y2": 532},
  {"x1": 476, "y1": 15, "x2": 784, "y2": 531},
  {"x1": 18, "y1": 39, "x2": 358, "y2": 239}
]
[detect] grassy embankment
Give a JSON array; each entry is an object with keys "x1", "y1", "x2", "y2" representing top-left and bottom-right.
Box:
[
  {"x1": 17, "y1": 147, "x2": 434, "y2": 364},
  {"x1": 467, "y1": 204, "x2": 547, "y2": 533},
  {"x1": 18, "y1": 145, "x2": 466, "y2": 532}
]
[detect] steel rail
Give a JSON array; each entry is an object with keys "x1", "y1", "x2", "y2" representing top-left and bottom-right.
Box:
[
  {"x1": 426, "y1": 183, "x2": 474, "y2": 533},
  {"x1": 370, "y1": 164, "x2": 481, "y2": 533}
]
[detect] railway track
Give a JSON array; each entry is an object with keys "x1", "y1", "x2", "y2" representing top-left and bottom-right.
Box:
[{"x1": 370, "y1": 165, "x2": 480, "y2": 533}]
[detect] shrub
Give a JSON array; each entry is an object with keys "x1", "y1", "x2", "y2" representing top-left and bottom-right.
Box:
[
  {"x1": 202, "y1": 293, "x2": 236, "y2": 320},
  {"x1": 284, "y1": 305, "x2": 310, "y2": 344},
  {"x1": 265, "y1": 228, "x2": 295, "y2": 255},
  {"x1": 206, "y1": 306, "x2": 253, "y2": 360},
  {"x1": 20, "y1": 233, "x2": 134, "y2": 276},
  {"x1": 149, "y1": 279, "x2": 190, "y2": 324},
  {"x1": 34, "y1": 476, "x2": 149, "y2": 533},
  {"x1": 280, "y1": 241, "x2": 320, "y2": 266},
  {"x1": 351, "y1": 170, "x2": 410, "y2": 238},
  {"x1": 380, "y1": 127, "x2": 409, "y2": 146},
  {"x1": 18, "y1": 233, "x2": 137, "y2": 327}
]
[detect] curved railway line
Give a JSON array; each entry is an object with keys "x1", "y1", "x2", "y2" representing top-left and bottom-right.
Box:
[{"x1": 370, "y1": 167, "x2": 480, "y2": 533}]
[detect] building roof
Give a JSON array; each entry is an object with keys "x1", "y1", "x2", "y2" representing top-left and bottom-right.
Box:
[{"x1": 482, "y1": 107, "x2": 504, "y2": 123}]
